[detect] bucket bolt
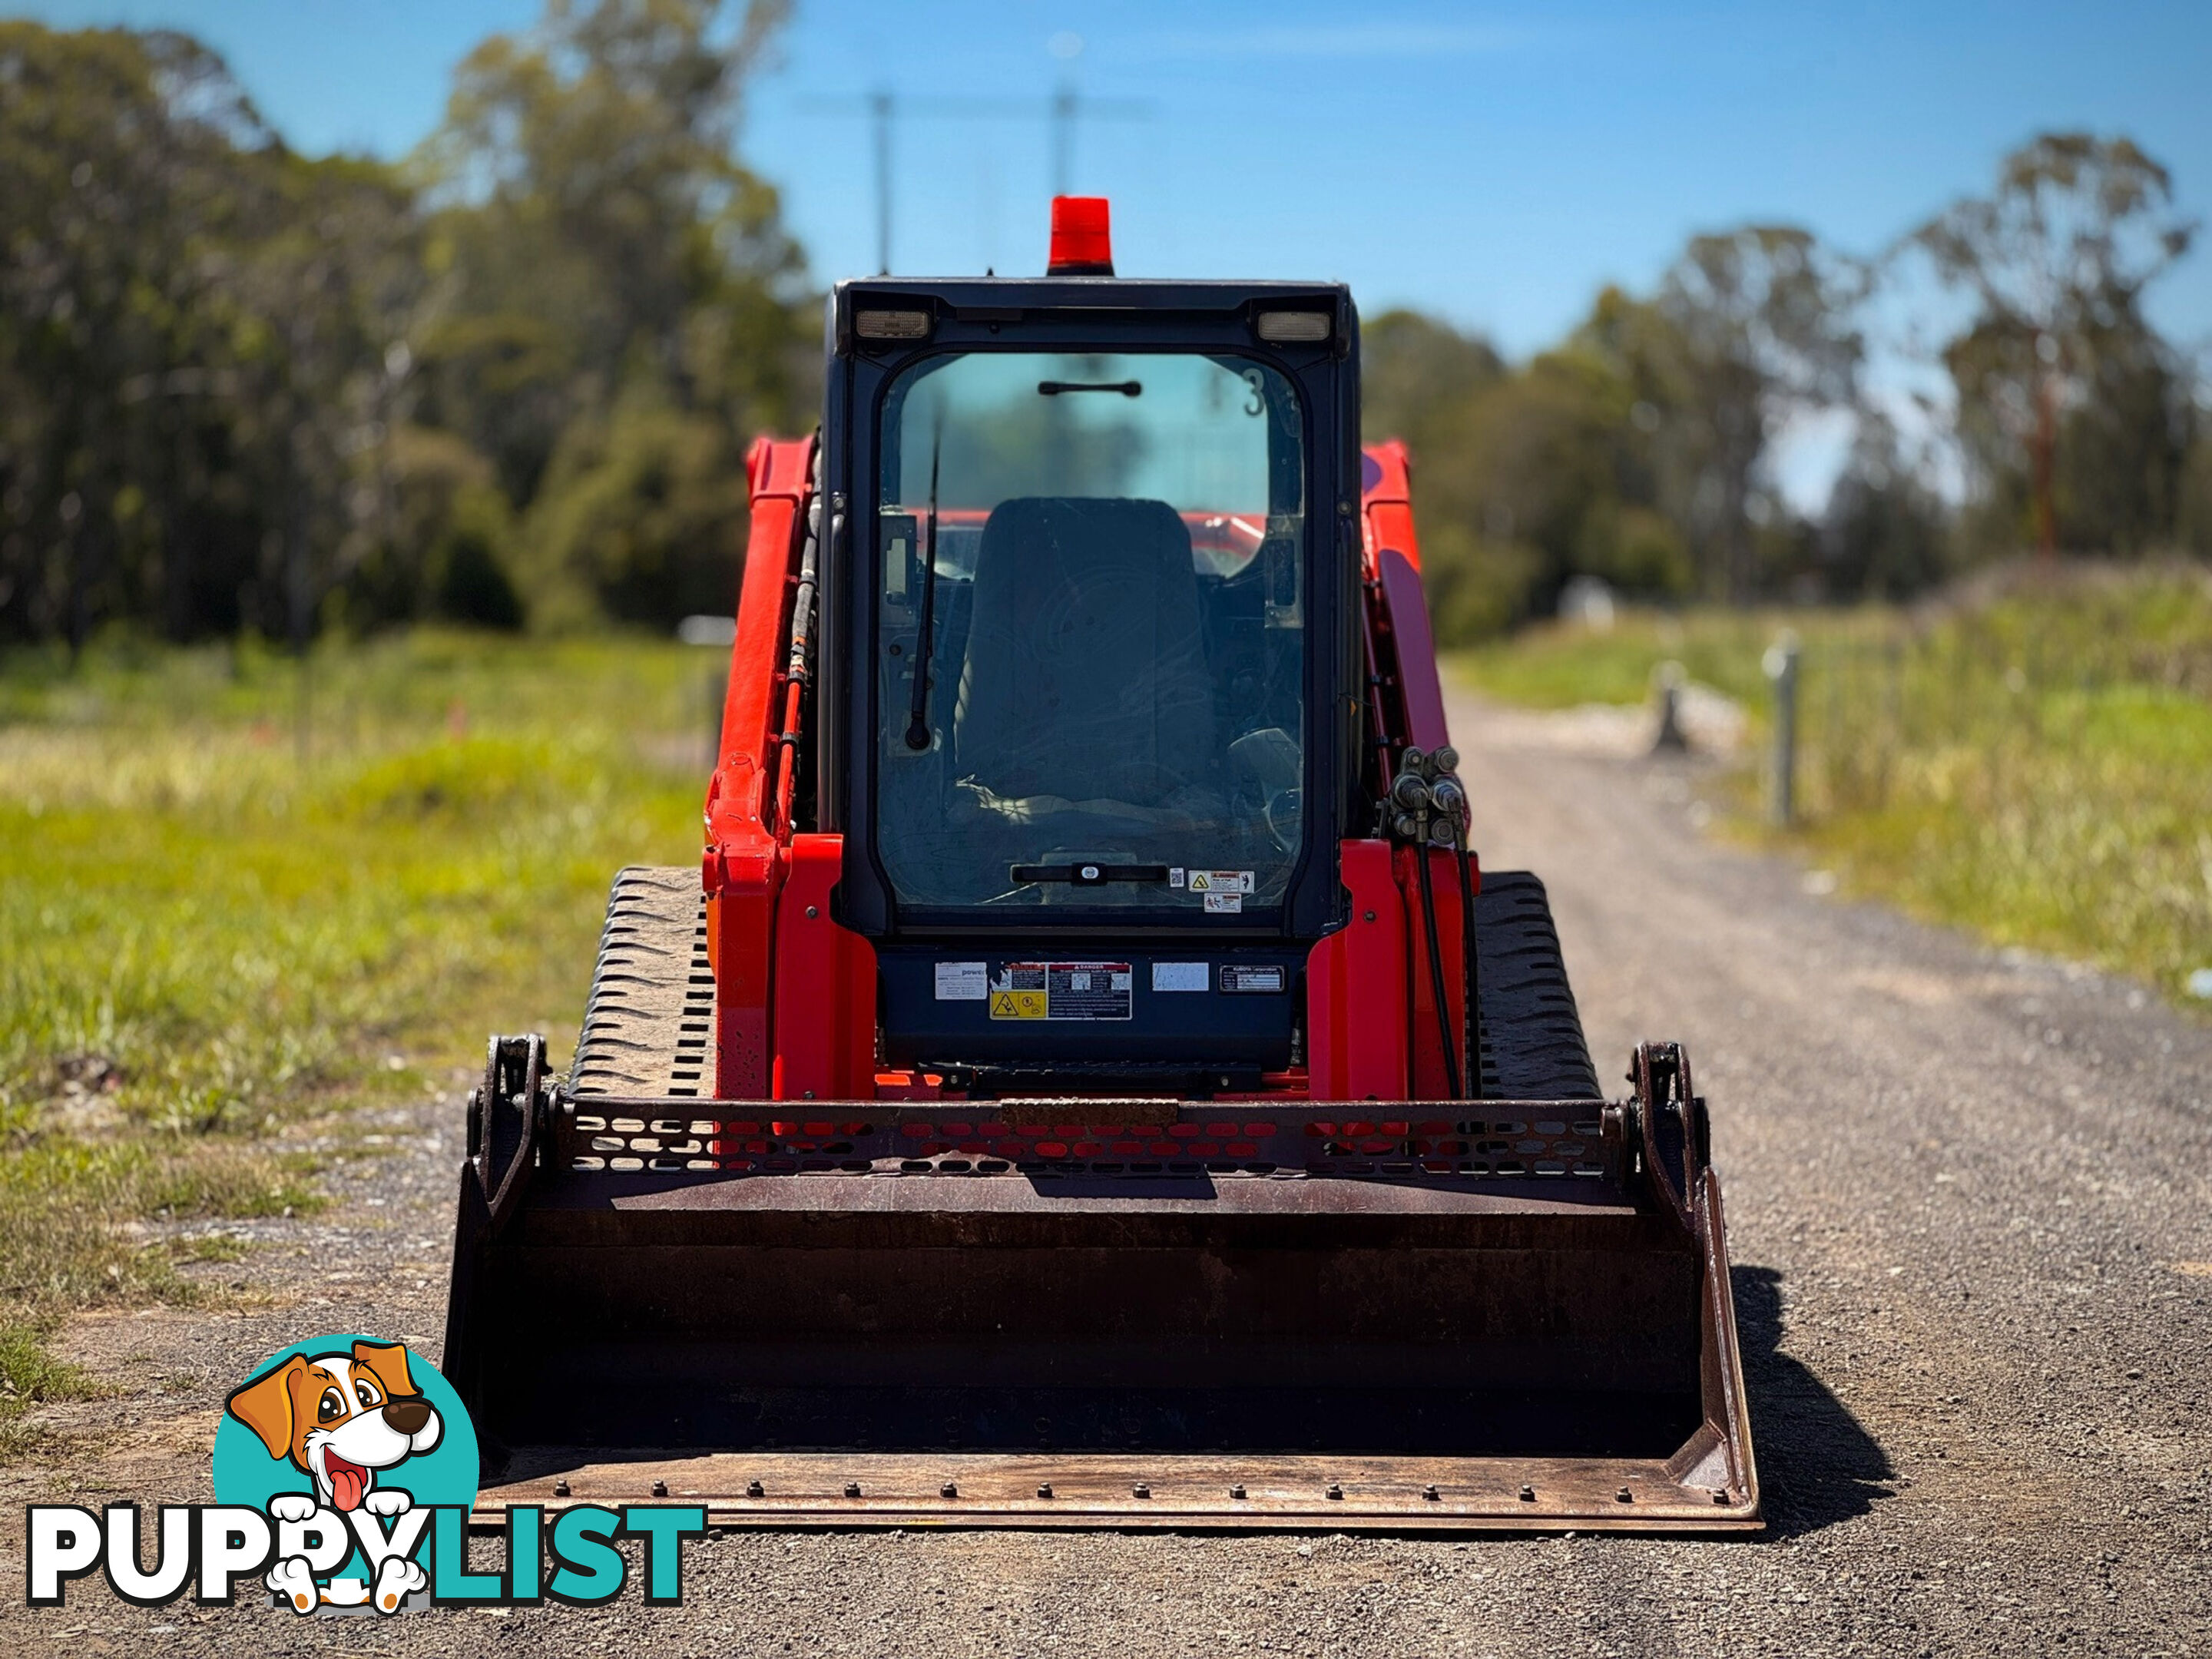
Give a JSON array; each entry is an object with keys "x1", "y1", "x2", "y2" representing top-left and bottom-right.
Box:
[
  {"x1": 1326, "y1": 1483, "x2": 1343, "y2": 1501},
  {"x1": 552, "y1": 1479, "x2": 571, "y2": 1498},
  {"x1": 1036, "y1": 1483, "x2": 1053, "y2": 1499},
  {"x1": 651, "y1": 1480, "x2": 668, "y2": 1497},
  {"x1": 746, "y1": 1480, "x2": 764, "y2": 1498},
  {"x1": 941, "y1": 1482, "x2": 958, "y2": 1498},
  {"x1": 1518, "y1": 1485, "x2": 1536, "y2": 1502},
  {"x1": 1229, "y1": 1485, "x2": 1247, "y2": 1500},
  {"x1": 1616, "y1": 1487, "x2": 1634, "y2": 1503},
  {"x1": 1422, "y1": 1485, "x2": 1440, "y2": 1502},
  {"x1": 1131, "y1": 1483, "x2": 1151, "y2": 1498},
  {"x1": 844, "y1": 1482, "x2": 863, "y2": 1498}
]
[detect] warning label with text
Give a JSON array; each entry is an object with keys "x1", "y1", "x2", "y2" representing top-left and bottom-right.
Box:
[{"x1": 990, "y1": 962, "x2": 1133, "y2": 1021}]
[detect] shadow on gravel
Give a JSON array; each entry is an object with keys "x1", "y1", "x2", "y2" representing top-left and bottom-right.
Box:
[{"x1": 1734, "y1": 1265, "x2": 1894, "y2": 1537}]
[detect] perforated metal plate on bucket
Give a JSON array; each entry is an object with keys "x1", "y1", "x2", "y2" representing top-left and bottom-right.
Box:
[{"x1": 556, "y1": 1101, "x2": 1620, "y2": 1181}]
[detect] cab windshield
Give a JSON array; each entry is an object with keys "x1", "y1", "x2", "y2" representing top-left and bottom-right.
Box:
[{"x1": 874, "y1": 350, "x2": 1306, "y2": 913}]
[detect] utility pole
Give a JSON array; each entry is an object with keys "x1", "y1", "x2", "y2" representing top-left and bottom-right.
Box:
[
  {"x1": 1046, "y1": 80, "x2": 1147, "y2": 198},
  {"x1": 869, "y1": 89, "x2": 892, "y2": 276},
  {"x1": 1051, "y1": 81, "x2": 1075, "y2": 197},
  {"x1": 806, "y1": 85, "x2": 1151, "y2": 274}
]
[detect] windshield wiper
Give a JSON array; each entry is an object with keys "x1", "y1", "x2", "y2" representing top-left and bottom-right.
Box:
[
  {"x1": 902, "y1": 420, "x2": 942, "y2": 751},
  {"x1": 1038, "y1": 379, "x2": 1141, "y2": 397},
  {"x1": 1010, "y1": 863, "x2": 1171, "y2": 888}
]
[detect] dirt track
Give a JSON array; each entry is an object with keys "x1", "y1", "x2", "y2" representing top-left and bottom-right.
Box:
[{"x1": 8, "y1": 683, "x2": 2212, "y2": 1656}]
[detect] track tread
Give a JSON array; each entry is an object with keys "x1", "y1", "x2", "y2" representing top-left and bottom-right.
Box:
[
  {"x1": 571, "y1": 866, "x2": 713, "y2": 1098},
  {"x1": 1472, "y1": 870, "x2": 1601, "y2": 1101}
]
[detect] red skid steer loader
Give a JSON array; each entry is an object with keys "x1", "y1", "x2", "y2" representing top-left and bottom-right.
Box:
[{"x1": 443, "y1": 198, "x2": 1760, "y2": 1531}]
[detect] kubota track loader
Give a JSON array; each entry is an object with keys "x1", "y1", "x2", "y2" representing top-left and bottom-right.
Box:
[{"x1": 444, "y1": 197, "x2": 1760, "y2": 1531}]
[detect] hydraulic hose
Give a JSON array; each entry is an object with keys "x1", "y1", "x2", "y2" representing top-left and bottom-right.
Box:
[
  {"x1": 770, "y1": 448, "x2": 825, "y2": 833},
  {"x1": 1412, "y1": 837, "x2": 1464, "y2": 1101},
  {"x1": 1454, "y1": 835, "x2": 1483, "y2": 1098}
]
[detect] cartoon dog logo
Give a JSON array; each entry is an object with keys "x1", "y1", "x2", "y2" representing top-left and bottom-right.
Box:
[{"x1": 225, "y1": 1339, "x2": 442, "y2": 1613}]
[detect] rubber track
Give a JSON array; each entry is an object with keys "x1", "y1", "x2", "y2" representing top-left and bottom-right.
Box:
[
  {"x1": 1472, "y1": 870, "x2": 1602, "y2": 1101},
  {"x1": 570, "y1": 866, "x2": 713, "y2": 1098}
]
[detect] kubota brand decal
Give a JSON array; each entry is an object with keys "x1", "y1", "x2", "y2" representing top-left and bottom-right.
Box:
[
  {"x1": 990, "y1": 962, "x2": 1134, "y2": 1020},
  {"x1": 24, "y1": 1333, "x2": 705, "y2": 1615}
]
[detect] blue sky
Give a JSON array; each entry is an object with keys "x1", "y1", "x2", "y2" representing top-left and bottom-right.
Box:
[
  {"x1": 14, "y1": 0, "x2": 2207, "y2": 354},
  {"x1": 13, "y1": 0, "x2": 2210, "y2": 500}
]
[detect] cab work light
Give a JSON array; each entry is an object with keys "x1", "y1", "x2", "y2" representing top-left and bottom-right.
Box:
[
  {"x1": 1256, "y1": 310, "x2": 1332, "y2": 343},
  {"x1": 856, "y1": 309, "x2": 932, "y2": 340}
]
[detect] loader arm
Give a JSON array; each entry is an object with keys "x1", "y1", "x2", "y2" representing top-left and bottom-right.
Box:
[{"x1": 700, "y1": 434, "x2": 813, "y2": 1100}]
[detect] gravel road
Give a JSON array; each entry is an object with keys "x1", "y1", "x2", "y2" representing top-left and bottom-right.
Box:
[{"x1": 8, "y1": 683, "x2": 2211, "y2": 1657}]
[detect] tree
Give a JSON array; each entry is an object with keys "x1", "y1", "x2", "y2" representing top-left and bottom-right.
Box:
[
  {"x1": 0, "y1": 5, "x2": 816, "y2": 644},
  {"x1": 1359, "y1": 309, "x2": 1505, "y2": 451},
  {"x1": 1363, "y1": 303, "x2": 1697, "y2": 638},
  {"x1": 415, "y1": 0, "x2": 810, "y2": 508},
  {"x1": 2181, "y1": 414, "x2": 2212, "y2": 557},
  {"x1": 1912, "y1": 132, "x2": 2196, "y2": 556},
  {"x1": 1642, "y1": 227, "x2": 1865, "y2": 601},
  {"x1": 0, "y1": 23, "x2": 426, "y2": 646},
  {"x1": 1818, "y1": 415, "x2": 1949, "y2": 599},
  {"x1": 0, "y1": 25, "x2": 274, "y2": 644}
]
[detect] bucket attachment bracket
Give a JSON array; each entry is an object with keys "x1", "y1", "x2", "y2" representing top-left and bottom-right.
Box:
[
  {"x1": 469, "y1": 1033, "x2": 548, "y2": 1233},
  {"x1": 1630, "y1": 1040, "x2": 1709, "y2": 1240},
  {"x1": 445, "y1": 1033, "x2": 548, "y2": 1458}
]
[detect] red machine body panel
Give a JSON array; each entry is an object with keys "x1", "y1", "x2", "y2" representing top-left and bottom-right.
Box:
[
  {"x1": 1302, "y1": 839, "x2": 1408, "y2": 1101},
  {"x1": 770, "y1": 834, "x2": 879, "y2": 1102}
]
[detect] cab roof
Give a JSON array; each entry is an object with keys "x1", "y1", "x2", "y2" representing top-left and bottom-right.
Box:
[{"x1": 831, "y1": 276, "x2": 1355, "y2": 356}]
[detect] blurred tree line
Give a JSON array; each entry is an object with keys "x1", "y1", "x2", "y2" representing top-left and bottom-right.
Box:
[
  {"x1": 2, "y1": 12, "x2": 2204, "y2": 653},
  {"x1": 0, "y1": 0, "x2": 813, "y2": 646},
  {"x1": 1369, "y1": 133, "x2": 2208, "y2": 637}
]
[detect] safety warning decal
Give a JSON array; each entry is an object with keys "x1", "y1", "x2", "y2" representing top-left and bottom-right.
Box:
[
  {"x1": 1185, "y1": 869, "x2": 1254, "y2": 895},
  {"x1": 990, "y1": 962, "x2": 1134, "y2": 1021}
]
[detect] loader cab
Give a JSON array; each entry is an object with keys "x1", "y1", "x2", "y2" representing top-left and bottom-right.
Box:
[{"x1": 821, "y1": 268, "x2": 1363, "y2": 1092}]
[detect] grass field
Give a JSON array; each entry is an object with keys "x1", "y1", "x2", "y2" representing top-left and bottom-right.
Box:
[
  {"x1": 0, "y1": 631, "x2": 710, "y2": 1445},
  {"x1": 1455, "y1": 562, "x2": 2212, "y2": 1009}
]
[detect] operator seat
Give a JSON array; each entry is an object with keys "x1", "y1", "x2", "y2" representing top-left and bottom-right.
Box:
[{"x1": 954, "y1": 496, "x2": 1216, "y2": 813}]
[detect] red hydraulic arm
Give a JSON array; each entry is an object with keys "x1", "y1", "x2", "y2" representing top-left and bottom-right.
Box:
[
  {"x1": 704, "y1": 435, "x2": 876, "y2": 1101},
  {"x1": 1304, "y1": 440, "x2": 1475, "y2": 1103}
]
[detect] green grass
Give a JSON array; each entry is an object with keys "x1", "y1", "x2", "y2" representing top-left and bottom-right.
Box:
[
  {"x1": 1454, "y1": 563, "x2": 2212, "y2": 1007},
  {"x1": 1458, "y1": 608, "x2": 1790, "y2": 710},
  {"x1": 0, "y1": 629, "x2": 711, "y2": 1445}
]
